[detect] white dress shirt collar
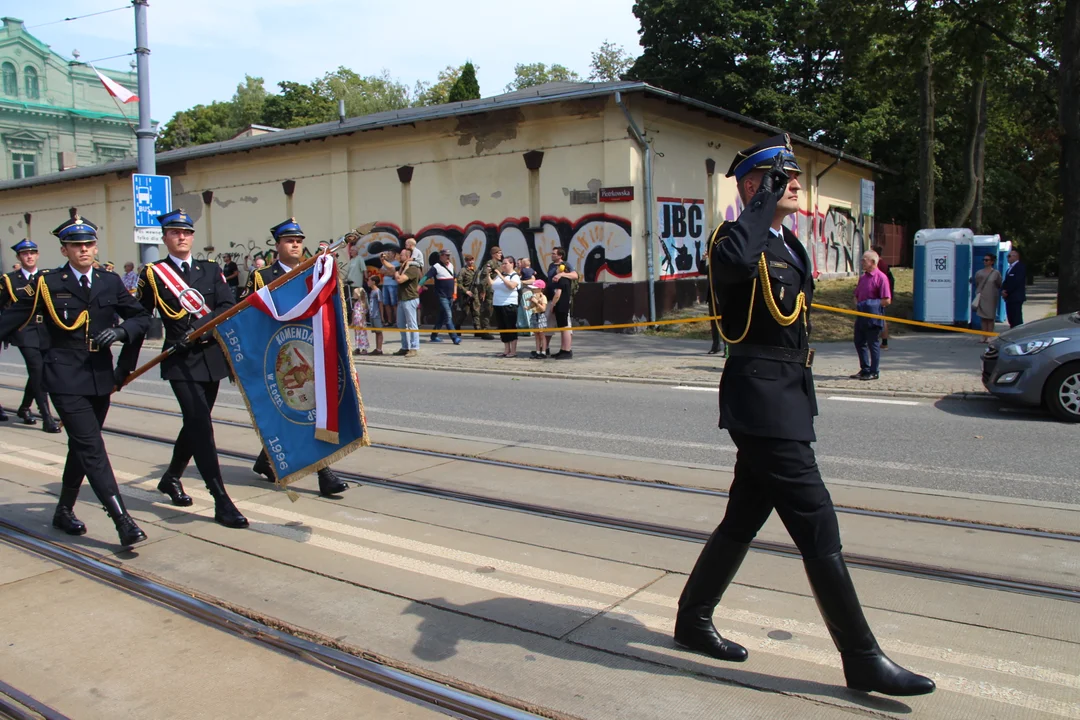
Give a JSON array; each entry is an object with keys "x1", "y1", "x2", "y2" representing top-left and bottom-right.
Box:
[
  {"x1": 168, "y1": 254, "x2": 193, "y2": 269},
  {"x1": 69, "y1": 264, "x2": 92, "y2": 287},
  {"x1": 20, "y1": 267, "x2": 35, "y2": 281}
]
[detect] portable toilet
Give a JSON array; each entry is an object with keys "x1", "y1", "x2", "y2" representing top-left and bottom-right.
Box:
[
  {"x1": 913, "y1": 228, "x2": 973, "y2": 324},
  {"x1": 971, "y1": 234, "x2": 1008, "y2": 325}
]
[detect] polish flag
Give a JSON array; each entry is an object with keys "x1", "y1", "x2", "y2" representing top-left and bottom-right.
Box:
[{"x1": 93, "y1": 67, "x2": 138, "y2": 104}]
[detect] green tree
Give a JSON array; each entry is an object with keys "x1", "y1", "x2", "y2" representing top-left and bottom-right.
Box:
[
  {"x1": 415, "y1": 64, "x2": 466, "y2": 106},
  {"x1": 261, "y1": 80, "x2": 336, "y2": 128},
  {"x1": 504, "y1": 62, "x2": 581, "y2": 92},
  {"x1": 447, "y1": 61, "x2": 481, "y2": 102},
  {"x1": 589, "y1": 40, "x2": 635, "y2": 81},
  {"x1": 229, "y1": 75, "x2": 268, "y2": 129},
  {"x1": 314, "y1": 67, "x2": 412, "y2": 116},
  {"x1": 157, "y1": 102, "x2": 236, "y2": 151}
]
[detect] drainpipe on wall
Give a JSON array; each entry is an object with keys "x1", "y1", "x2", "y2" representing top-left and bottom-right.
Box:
[{"x1": 614, "y1": 91, "x2": 656, "y2": 323}]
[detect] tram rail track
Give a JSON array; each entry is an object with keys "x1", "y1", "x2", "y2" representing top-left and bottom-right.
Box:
[
  {"x1": 0, "y1": 678, "x2": 69, "y2": 720},
  {"x1": 11, "y1": 388, "x2": 1071, "y2": 545},
  {"x1": 99, "y1": 423, "x2": 1080, "y2": 604},
  {"x1": 0, "y1": 519, "x2": 559, "y2": 720},
  {"x1": 2, "y1": 384, "x2": 1076, "y2": 603}
]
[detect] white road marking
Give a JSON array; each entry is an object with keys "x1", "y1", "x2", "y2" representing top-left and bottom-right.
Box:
[
  {"x1": 827, "y1": 396, "x2": 921, "y2": 406},
  {"x1": 3, "y1": 440, "x2": 1080, "y2": 715},
  {"x1": 671, "y1": 386, "x2": 718, "y2": 393}
]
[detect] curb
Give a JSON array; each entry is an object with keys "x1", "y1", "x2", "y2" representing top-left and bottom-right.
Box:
[{"x1": 352, "y1": 357, "x2": 995, "y2": 402}]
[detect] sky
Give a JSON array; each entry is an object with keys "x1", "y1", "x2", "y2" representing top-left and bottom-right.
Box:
[{"x1": 7, "y1": 0, "x2": 645, "y2": 123}]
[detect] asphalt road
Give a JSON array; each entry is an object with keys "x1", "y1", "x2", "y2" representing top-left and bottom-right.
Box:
[{"x1": 2, "y1": 360, "x2": 1076, "y2": 505}]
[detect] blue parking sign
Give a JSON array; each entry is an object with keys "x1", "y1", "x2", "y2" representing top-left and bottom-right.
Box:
[{"x1": 132, "y1": 174, "x2": 172, "y2": 227}]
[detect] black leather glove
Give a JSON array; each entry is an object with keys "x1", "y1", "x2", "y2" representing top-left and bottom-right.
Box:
[
  {"x1": 172, "y1": 333, "x2": 195, "y2": 352},
  {"x1": 759, "y1": 152, "x2": 790, "y2": 197},
  {"x1": 94, "y1": 326, "x2": 128, "y2": 348}
]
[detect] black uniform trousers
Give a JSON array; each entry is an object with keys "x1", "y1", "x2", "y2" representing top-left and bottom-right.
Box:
[
  {"x1": 166, "y1": 380, "x2": 223, "y2": 482},
  {"x1": 18, "y1": 346, "x2": 50, "y2": 415},
  {"x1": 716, "y1": 430, "x2": 841, "y2": 560},
  {"x1": 51, "y1": 393, "x2": 120, "y2": 508}
]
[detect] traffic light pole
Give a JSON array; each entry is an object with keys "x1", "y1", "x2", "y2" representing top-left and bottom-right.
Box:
[{"x1": 133, "y1": 0, "x2": 159, "y2": 265}]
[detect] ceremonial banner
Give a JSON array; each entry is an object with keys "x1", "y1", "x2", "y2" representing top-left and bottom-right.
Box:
[{"x1": 214, "y1": 256, "x2": 368, "y2": 487}]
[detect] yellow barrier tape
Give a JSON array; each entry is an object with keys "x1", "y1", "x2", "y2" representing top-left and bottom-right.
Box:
[
  {"x1": 414, "y1": 306, "x2": 998, "y2": 337},
  {"x1": 810, "y1": 303, "x2": 999, "y2": 337}
]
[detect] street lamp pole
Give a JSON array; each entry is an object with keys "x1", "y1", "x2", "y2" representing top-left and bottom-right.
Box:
[{"x1": 133, "y1": 0, "x2": 158, "y2": 264}]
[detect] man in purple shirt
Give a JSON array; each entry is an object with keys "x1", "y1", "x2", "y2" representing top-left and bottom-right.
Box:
[{"x1": 850, "y1": 250, "x2": 891, "y2": 381}]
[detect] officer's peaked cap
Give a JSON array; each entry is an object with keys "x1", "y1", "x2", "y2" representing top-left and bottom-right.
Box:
[
  {"x1": 52, "y1": 216, "x2": 99, "y2": 243},
  {"x1": 727, "y1": 134, "x2": 803, "y2": 181},
  {"x1": 271, "y1": 218, "x2": 305, "y2": 241}
]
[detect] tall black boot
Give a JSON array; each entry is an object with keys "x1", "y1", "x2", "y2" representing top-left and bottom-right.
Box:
[
  {"x1": 673, "y1": 530, "x2": 750, "y2": 662},
  {"x1": 102, "y1": 494, "x2": 147, "y2": 547},
  {"x1": 204, "y1": 477, "x2": 249, "y2": 529},
  {"x1": 157, "y1": 471, "x2": 193, "y2": 507},
  {"x1": 318, "y1": 468, "x2": 348, "y2": 497},
  {"x1": 252, "y1": 449, "x2": 276, "y2": 482},
  {"x1": 804, "y1": 553, "x2": 935, "y2": 696}
]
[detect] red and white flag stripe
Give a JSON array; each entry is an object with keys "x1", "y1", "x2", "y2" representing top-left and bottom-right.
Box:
[
  {"x1": 246, "y1": 256, "x2": 340, "y2": 442},
  {"x1": 92, "y1": 65, "x2": 138, "y2": 104}
]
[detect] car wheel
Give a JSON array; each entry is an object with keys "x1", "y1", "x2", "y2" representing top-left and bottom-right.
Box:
[{"x1": 1043, "y1": 362, "x2": 1080, "y2": 423}]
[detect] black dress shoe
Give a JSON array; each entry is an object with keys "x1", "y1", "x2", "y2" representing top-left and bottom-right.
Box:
[
  {"x1": 52, "y1": 505, "x2": 87, "y2": 536},
  {"x1": 849, "y1": 371, "x2": 868, "y2": 379},
  {"x1": 102, "y1": 495, "x2": 147, "y2": 547},
  {"x1": 205, "y1": 477, "x2": 249, "y2": 529},
  {"x1": 0, "y1": 406, "x2": 8, "y2": 422},
  {"x1": 707, "y1": 343, "x2": 721, "y2": 355},
  {"x1": 157, "y1": 474, "x2": 194, "y2": 507},
  {"x1": 42, "y1": 415, "x2": 62, "y2": 434},
  {"x1": 860, "y1": 372, "x2": 880, "y2": 381},
  {"x1": 16, "y1": 408, "x2": 37, "y2": 425},
  {"x1": 318, "y1": 468, "x2": 348, "y2": 496},
  {"x1": 252, "y1": 450, "x2": 276, "y2": 482}
]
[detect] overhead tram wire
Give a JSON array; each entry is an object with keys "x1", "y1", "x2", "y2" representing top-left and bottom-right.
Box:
[{"x1": 26, "y1": 5, "x2": 130, "y2": 30}]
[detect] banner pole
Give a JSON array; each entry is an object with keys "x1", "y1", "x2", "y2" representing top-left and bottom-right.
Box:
[{"x1": 120, "y1": 235, "x2": 353, "y2": 389}]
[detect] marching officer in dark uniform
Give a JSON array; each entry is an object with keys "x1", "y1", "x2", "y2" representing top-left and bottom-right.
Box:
[
  {"x1": 243, "y1": 218, "x2": 349, "y2": 497},
  {"x1": 0, "y1": 217, "x2": 150, "y2": 546},
  {"x1": 674, "y1": 136, "x2": 934, "y2": 697},
  {"x1": 129, "y1": 209, "x2": 248, "y2": 528},
  {"x1": 1, "y1": 239, "x2": 62, "y2": 432}
]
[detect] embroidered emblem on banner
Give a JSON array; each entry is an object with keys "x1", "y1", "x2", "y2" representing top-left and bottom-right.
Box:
[{"x1": 263, "y1": 323, "x2": 346, "y2": 425}]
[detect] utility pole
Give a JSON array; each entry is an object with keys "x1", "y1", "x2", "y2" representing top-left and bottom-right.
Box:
[{"x1": 133, "y1": 0, "x2": 158, "y2": 265}]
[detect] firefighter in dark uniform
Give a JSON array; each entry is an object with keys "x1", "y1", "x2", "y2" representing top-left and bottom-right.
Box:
[
  {"x1": 1, "y1": 239, "x2": 62, "y2": 432},
  {"x1": 129, "y1": 209, "x2": 248, "y2": 528},
  {"x1": 0, "y1": 217, "x2": 150, "y2": 546},
  {"x1": 674, "y1": 136, "x2": 934, "y2": 697},
  {"x1": 242, "y1": 219, "x2": 349, "y2": 497}
]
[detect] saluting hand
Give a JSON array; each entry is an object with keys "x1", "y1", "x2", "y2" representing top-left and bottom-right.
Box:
[
  {"x1": 94, "y1": 327, "x2": 128, "y2": 348},
  {"x1": 760, "y1": 152, "x2": 790, "y2": 197}
]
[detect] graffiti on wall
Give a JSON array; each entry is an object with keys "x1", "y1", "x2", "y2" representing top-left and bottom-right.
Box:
[
  {"x1": 349, "y1": 215, "x2": 633, "y2": 283},
  {"x1": 715, "y1": 196, "x2": 863, "y2": 277},
  {"x1": 657, "y1": 197, "x2": 707, "y2": 280}
]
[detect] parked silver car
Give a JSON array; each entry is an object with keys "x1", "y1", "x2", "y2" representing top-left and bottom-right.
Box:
[{"x1": 982, "y1": 311, "x2": 1080, "y2": 422}]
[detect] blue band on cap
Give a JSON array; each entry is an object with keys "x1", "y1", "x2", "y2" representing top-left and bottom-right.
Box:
[{"x1": 733, "y1": 147, "x2": 799, "y2": 181}]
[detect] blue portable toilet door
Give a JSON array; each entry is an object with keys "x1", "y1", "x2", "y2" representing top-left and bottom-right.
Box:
[{"x1": 923, "y1": 240, "x2": 955, "y2": 322}]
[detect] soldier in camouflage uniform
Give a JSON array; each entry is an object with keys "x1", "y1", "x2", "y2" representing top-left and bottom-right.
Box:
[
  {"x1": 475, "y1": 246, "x2": 502, "y2": 340},
  {"x1": 455, "y1": 254, "x2": 479, "y2": 331}
]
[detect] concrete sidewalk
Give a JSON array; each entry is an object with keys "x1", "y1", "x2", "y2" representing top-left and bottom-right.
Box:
[{"x1": 356, "y1": 278, "x2": 1061, "y2": 399}]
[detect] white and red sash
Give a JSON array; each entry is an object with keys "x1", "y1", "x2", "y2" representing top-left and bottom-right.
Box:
[
  {"x1": 246, "y1": 255, "x2": 341, "y2": 443},
  {"x1": 152, "y1": 261, "x2": 210, "y2": 318}
]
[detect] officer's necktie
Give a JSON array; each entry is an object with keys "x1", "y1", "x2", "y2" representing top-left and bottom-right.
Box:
[
  {"x1": 80, "y1": 275, "x2": 90, "y2": 293},
  {"x1": 181, "y1": 262, "x2": 190, "y2": 279}
]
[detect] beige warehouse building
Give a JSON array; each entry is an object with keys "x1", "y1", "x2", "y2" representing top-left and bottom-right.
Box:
[{"x1": 0, "y1": 81, "x2": 881, "y2": 325}]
